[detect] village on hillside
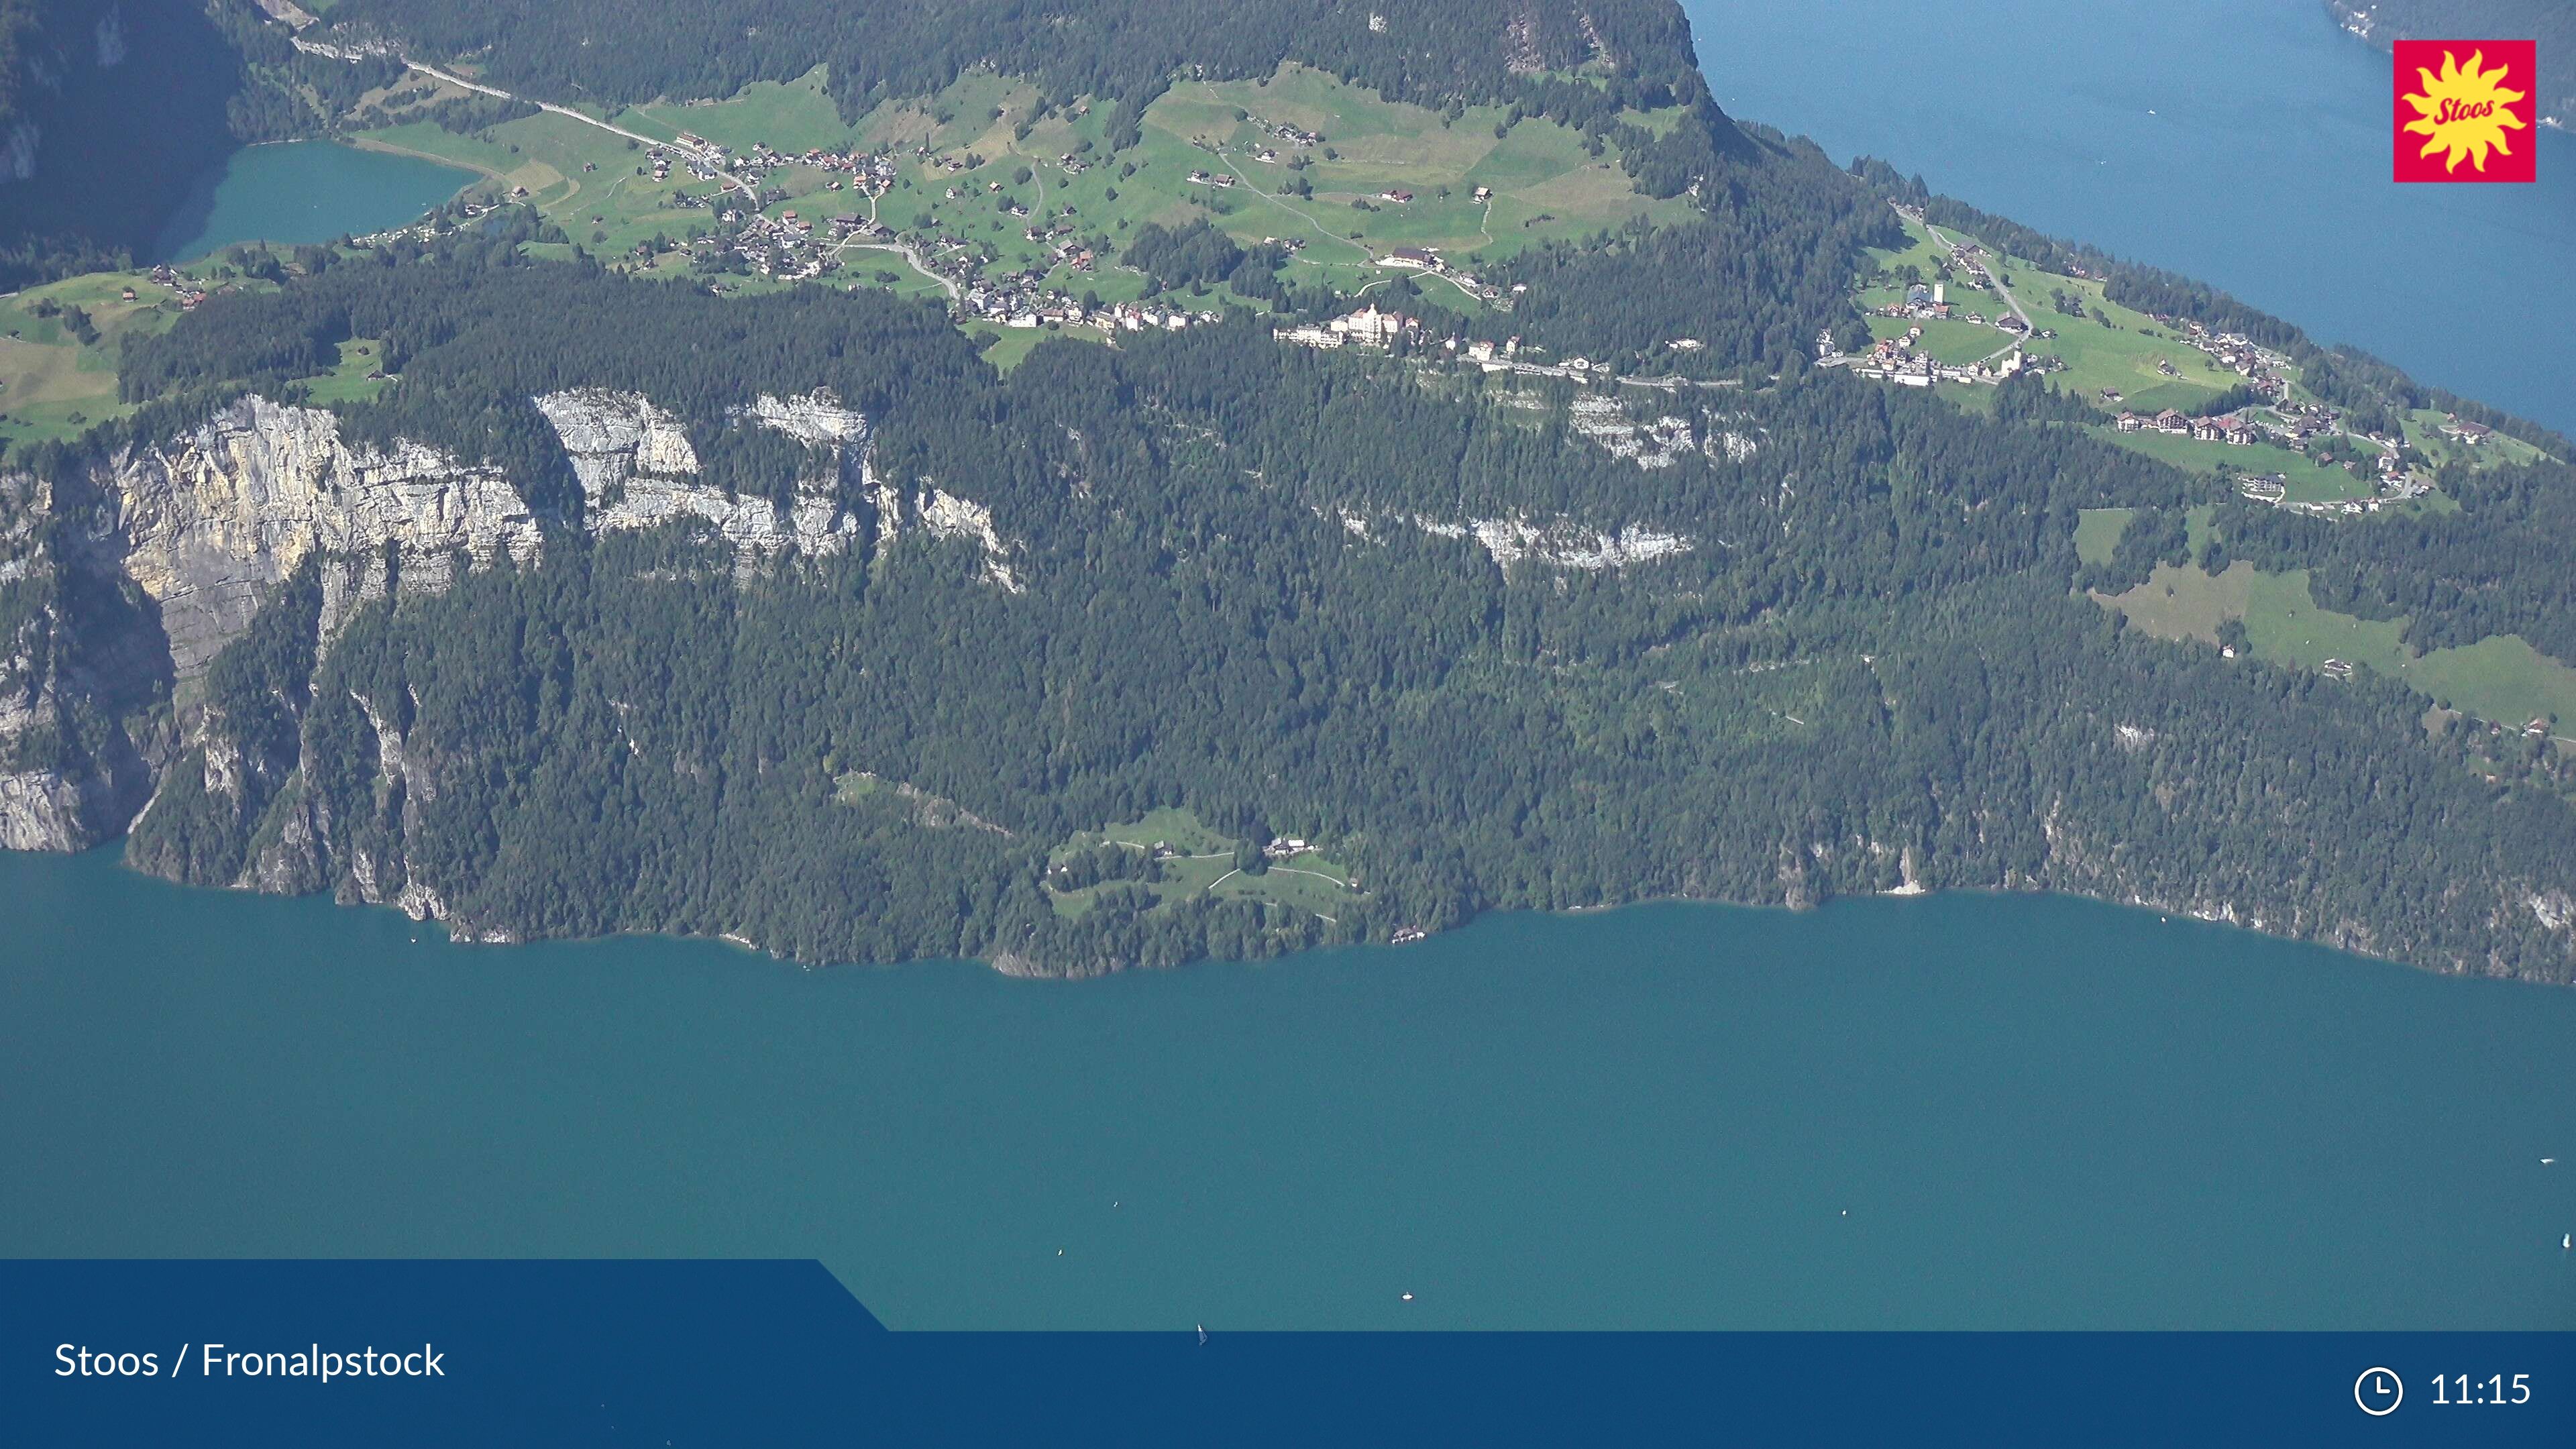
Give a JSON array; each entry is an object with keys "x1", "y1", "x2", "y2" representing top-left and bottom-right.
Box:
[
  {"x1": 16, "y1": 28, "x2": 2559, "y2": 514},
  {"x1": 287, "y1": 53, "x2": 1718, "y2": 372},
  {"x1": 1806, "y1": 203, "x2": 2553, "y2": 519}
]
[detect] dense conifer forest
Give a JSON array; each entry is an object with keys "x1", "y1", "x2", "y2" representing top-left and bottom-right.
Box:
[
  {"x1": 5, "y1": 0, "x2": 2574, "y2": 981},
  {"x1": 7, "y1": 217, "x2": 2557, "y2": 980},
  {"x1": 319, "y1": 0, "x2": 1701, "y2": 122}
]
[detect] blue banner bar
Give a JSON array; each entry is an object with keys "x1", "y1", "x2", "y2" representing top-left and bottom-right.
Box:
[{"x1": 5, "y1": 1261, "x2": 2569, "y2": 1445}]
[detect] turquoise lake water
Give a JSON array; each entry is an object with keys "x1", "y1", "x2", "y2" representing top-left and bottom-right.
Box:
[
  {"x1": 3, "y1": 847, "x2": 2569, "y2": 1330},
  {"x1": 6, "y1": 5, "x2": 2575, "y2": 1331},
  {"x1": 1683, "y1": 0, "x2": 2576, "y2": 435},
  {"x1": 150, "y1": 140, "x2": 475, "y2": 264}
]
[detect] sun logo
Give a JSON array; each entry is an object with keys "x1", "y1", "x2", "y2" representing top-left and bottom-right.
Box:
[
  {"x1": 2393, "y1": 40, "x2": 2537, "y2": 183},
  {"x1": 2402, "y1": 50, "x2": 2527, "y2": 170}
]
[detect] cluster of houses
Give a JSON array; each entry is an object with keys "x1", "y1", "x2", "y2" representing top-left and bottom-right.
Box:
[
  {"x1": 1831, "y1": 324, "x2": 2031, "y2": 387},
  {"x1": 1275, "y1": 305, "x2": 1540, "y2": 364},
  {"x1": 2155, "y1": 316, "x2": 2291, "y2": 390},
  {"x1": 653, "y1": 133, "x2": 752, "y2": 189},
  {"x1": 1876, "y1": 207, "x2": 2004, "y2": 294},
  {"x1": 144, "y1": 264, "x2": 209, "y2": 311},
  {"x1": 346, "y1": 191, "x2": 541, "y2": 252},
  {"x1": 1375, "y1": 245, "x2": 1507, "y2": 301},
  {"x1": 1883, "y1": 280, "x2": 1953, "y2": 320},
  {"x1": 2117, "y1": 396, "x2": 2437, "y2": 488},
  {"x1": 702, "y1": 205, "x2": 851, "y2": 279},
  {"x1": 2116, "y1": 408, "x2": 2259, "y2": 443},
  {"x1": 695, "y1": 204, "x2": 912, "y2": 280},
  {"x1": 663, "y1": 115, "x2": 1533, "y2": 326},
  {"x1": 1246, "y1": 113, "x2": 1325, "y2": 148},
  {"x1": 666, "y1": 133, "x2": 902, "y2": 199},
  {"x1": 1275, "y1": 307, "x2": 1557, "y2": 372},
  {"x1": 2118, "y1": 399, "x2": 2437, "y2": 505},
  {"x1": 1283, "y1": 306, "x2": 1715, "y2": 387},
  {"x1": 1876, "y1": 282, "x2": 2035, "y2": 339},
  {"x1": 773, "y1": 197, "x2": 1099, "y2": 319},
  {"x1": 1275, "y1": 303, "x2": 1421, "y2": 349},
  {"x1": 1945, "y1": 240, "x2": 1996, "y2": 290},
  {"x1": 646, "y1": 140, "x2": 714, "y2": 186},
  {"x1": 2235, "y1": 463, "x2": 2433, "y2": 516},
  {"x1": 967, "y1": 283, "x2": 1221, "y2": 334}
]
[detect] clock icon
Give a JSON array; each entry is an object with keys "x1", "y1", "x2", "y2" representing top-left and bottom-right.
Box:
[{"x1": 2355, "y1": 1366, "x2": 2404, "y2": 1416}]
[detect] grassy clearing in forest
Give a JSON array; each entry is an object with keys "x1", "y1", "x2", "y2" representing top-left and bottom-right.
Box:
[
  {"x1": 0, "y1": 271, "x2": 192, "y2": 449},
  {"x1": 2074, "y1": 507, "x2": 2133, "y2": 566},
  {"x1": 2096, "y1": 561, "x2": 2576, "y2": 729},
  {"x1": 1046, "y1": 807, "x2": 1366, "y2": 921}
]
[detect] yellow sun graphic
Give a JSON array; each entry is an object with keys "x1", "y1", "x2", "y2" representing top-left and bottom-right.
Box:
[{"x1": 2402, "y1": 48, "x2": 2528, "y2": 172}]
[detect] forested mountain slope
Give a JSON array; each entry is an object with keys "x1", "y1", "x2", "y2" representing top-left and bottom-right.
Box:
[
  {"x1": 0, "y1": 0, "x2": 237, "y2": 283},
  {"x1": 2, "y1": 0, "x2": 2572, "y2": 981},
  {"x1": 6, "y1": 235, "x2": 2573, "y2": 980},
  {"x1": 317, "y1": 0, "x2": 1701, "y2": 119},
  {"x1": 0, "y1": 0, "x2": 401, "y2": 287}
]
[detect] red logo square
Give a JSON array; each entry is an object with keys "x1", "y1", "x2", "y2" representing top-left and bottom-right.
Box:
[{"x1": 2394, "y1": 40, "x2": 2538, "y2": 182}]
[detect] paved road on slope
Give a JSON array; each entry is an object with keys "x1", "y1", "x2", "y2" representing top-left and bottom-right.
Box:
[
  {"x1": 293, "y1": 36, "x2": 761, "y2": 205},
  {"x1": 298, "y1": 36, "x2": 969, "y2": 297},
  {"x1": 1914, "y1": 208, "x2": 2031, "y2": 363}
]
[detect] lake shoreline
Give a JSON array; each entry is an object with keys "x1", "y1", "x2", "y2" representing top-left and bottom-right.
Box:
[
  {"x1": 8, "y1": 842, "x2": 2571, "y2": 1330},
  {"x1": 1683, "y1": 0, "x2": 2576, "y2": 436},
  {"x1": 25, "y1": 835, "x2": 2564, "y2": 991},
  {"x1": 150, "y1": 138, "x2": 480, "y2": 265}
]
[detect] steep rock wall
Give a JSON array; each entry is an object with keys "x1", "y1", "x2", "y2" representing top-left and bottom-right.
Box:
[
  {"x1": 0, "y1": 471, "x2": 171, "y2": 851},
  {"x1": 536, "y1": 387, "x2": 863, "y2": 563},
  {"x1": 0, "y1": 386, "x2": 890, "y2": 857},
  {"x1": 105, "y1": 394, "x2": 543, "y2": 676}
]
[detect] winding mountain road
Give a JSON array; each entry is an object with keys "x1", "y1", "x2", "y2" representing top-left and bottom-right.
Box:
[
  {"x1": 1915, "y1": 209, "x2": 2031, "y2": 362},
  {"x1": 292, "y1": 36, "x2": 761, "y2": 206}
]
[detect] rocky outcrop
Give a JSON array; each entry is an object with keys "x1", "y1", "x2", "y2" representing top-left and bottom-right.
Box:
[
  {"x1": 1568, "y1": 396, "x2": 1699, "y2": 469},
  {"x1": 0, "y1": 385, "x2": 912, "y2": 860},
  {"x1": 1379, "y1": 511, "x2": 1693, "y2": 572},
  {"x1": 838, "y1": 771, "x2": 1014, "y2": 835},
  {"x1": 83, "y1": 388, "x2": 888, "y2": 683},
  {"x1": 105, "y1": 394, "x2": 542, "y2": 675},
  {"x1": 0, "y1": 472, "x2": 171, "y2": 851},
  {"x1": 538, "y1": 387, "x2": 703, "y2": 483},
  {"x1": 909, "y1": 486, "x2": 1022, "y2": 592},
  {"x1": 535, "y1": 387, "x2": 864, "y2": 566},
  {"x1": 0, "y1": 632, "x2": 158, "y2": 853},
  {"x1": 737, "y1": 390, "x2": 872, "y2": 447},
  {"x1": 1, "y1": 121, "x2": 38, "y2": 184},
  {"x1": 1468, "y1": 516, "x2": 1691, "y2": 570}
]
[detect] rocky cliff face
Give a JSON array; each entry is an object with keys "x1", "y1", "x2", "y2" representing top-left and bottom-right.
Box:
[
  {"x1": 0, "y1": 470, "x2": 171, "y2": 851},
  {"x1": 108, "y1": 394, "x2": 543, "y2": 675},
  {"x1": 0, "y1": 386, "x2": 895, "y2": 857},
  {"x1": 537, "y1": 387, "x2": 865, "y2": 567},
  {"x1": 0, "y1": 607, "x2": 122, "y2": 850}
]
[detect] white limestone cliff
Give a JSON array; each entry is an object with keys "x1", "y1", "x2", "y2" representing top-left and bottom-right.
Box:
[
  {"x1": 0, "y1": 385, "x2": 1014, "y2": 861},
  {"x1": 912, "y1": 487, "x2": 1023, "y2": 592},
  {"x1": 1379, "y1": 511, "x2": 1693, "y2": 572},
  {"x1": 107, "y1": 394, "x2": 542, "y2": 674},
  {"x1": 535, "y1": 387, "x2": 864, "y2": 567},
  {"x1": 736, "y1": 390, "x2": 872, "y2": 447}
]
